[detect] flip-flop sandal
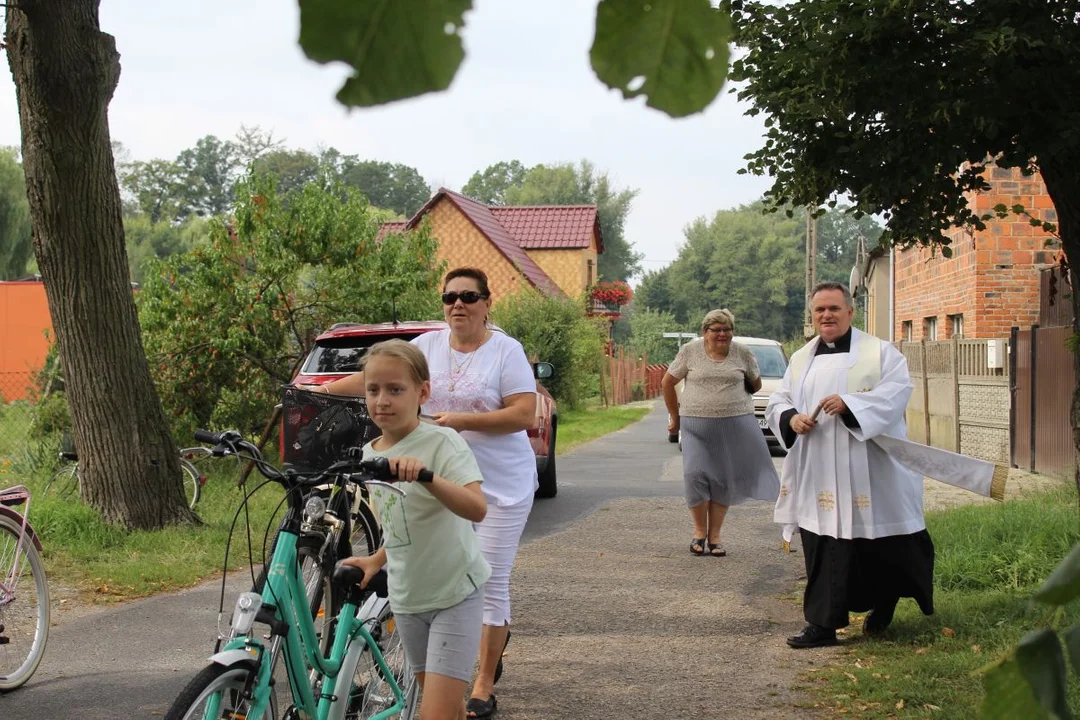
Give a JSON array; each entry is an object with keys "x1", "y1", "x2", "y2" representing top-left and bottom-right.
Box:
[
  {"x1": 466, "y1": 694, "x2": 497, "y2": 719},
  {"x1": 493, "y1": 630, "x2": 512, "y2": 684},
  {"x1": 690, "y1": 538, "x2": 706, "y2": 556},
  {"x1": 707, "y1": 542, "x2": 727, "y2": 557}
]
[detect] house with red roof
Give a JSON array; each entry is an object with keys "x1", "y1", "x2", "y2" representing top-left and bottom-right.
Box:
[{"x1": 379, "y1": 188, "x2": 603, "y2": 301}]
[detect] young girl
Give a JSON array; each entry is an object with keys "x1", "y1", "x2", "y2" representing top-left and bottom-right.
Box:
[{"x1": 341, "y1": 339, "x2": 490, "y2": 720}]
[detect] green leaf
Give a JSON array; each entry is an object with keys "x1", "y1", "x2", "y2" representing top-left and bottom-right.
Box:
[
  {"x1": 982, "y1": 656, "x2": 1052, "y2": 720},
  {"x1": 1064, "y1": 623, "x2": 1080, "y2": 676},
  {"x1": 298, "y1": 0, "x2": 472, "y2": 107},
  {"x1": 1035, "y1": 542, "x2": 1080, "y2": 606},
  {"x1": 1012, "y1": 203, "x2": 1027, "y2": 214},
  {"x1": 941, "y1": 245, "x2": 953, "y2": 258},
  {"x1": 1015, "y1": 629, "x2": 1072, "y2": 720},
  {"x1": 590, "y1": 0, "x2": 731, "y2": 118}
]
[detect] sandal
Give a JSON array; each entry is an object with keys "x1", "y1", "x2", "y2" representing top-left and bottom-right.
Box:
[
  {"x1": 466, "y1": 694, "x2": 497, "y2": 719},
  {"x1": 690, "y1": 538, "x2": 706, "y2": 556},
  {"x1": 493, "y1": 630, "x2": 512, "y2": 684},
  {"x1": 707, "y1": 542, "x2": 726, "y2": 557}
]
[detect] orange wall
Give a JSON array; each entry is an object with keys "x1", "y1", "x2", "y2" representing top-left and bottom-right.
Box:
[{"x1": 0, "y1": 282, "x2": 53, "y2": 402}]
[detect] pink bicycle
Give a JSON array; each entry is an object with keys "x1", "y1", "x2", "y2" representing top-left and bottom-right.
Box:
[{"x1": 0, "y1": 485, "x2": 49, "y2": 691}]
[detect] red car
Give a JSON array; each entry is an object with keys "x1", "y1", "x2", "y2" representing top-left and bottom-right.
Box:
[{"x1": 288, "y1": 320, "x2": 560, "y2": 498}]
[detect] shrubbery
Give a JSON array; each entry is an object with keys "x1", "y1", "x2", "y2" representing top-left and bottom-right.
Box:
[
  {"x1": 491, "y1": 290, "x2": 606, "y2": 409},
  {"x1": 137, "y1": 175, "x2": 444, "y2": 440}
]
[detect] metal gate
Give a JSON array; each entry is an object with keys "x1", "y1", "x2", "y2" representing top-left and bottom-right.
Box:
[{"x1": 1011, "y1": 325, "x2": 1077, "y2": 475}]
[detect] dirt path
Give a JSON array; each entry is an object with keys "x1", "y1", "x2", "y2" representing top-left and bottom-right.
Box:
[{"x1": 490, "y1": 497, "x2": 827, "y2": 720}]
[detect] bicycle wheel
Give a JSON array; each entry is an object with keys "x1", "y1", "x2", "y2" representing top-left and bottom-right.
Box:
[
  {"x1": 344, "y1": 604, "x2": 417, "y2": 720},
  {"x1": 179, "y1": 457, "x2": 203, "y2": 509},
  {"x1": 43, "y1": 463, "x2": 79, "y2": 500},
  {"x1": 164, "y1": 661, "x2": 276, "y2": 720},
  {"x1": 349, "y1": 496, "x2": 381, "y2": 559},
  {"x1": 0, "y1": 515, "x2": 50, "y2": 692},
  {"x1": 297, "y1": 536, "x2": 336, "y2": 655}
]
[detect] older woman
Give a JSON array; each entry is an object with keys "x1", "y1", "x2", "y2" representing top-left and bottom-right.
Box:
[
  {"x1": 662, "y1": 309, "x2": 780, "y2": 556},
  {"x1": 316, "y1": 267, "x2": 536, "y2": 720}
]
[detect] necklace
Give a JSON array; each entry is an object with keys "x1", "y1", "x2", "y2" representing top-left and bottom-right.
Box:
[{"x1": 447, "y1": 333, "x2": 488, "y2": 392}]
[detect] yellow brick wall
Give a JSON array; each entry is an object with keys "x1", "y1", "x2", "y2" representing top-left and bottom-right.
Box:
[
  {"x1": 526, "y1": 247, "x2": 597, "y2": 299},
  {"x1": 428, "y1": 199, "x2": 529, "y2": 301}
]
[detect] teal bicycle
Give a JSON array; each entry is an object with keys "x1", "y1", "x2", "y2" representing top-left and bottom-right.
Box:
[{"x1": 164, "y1": 429, "x2": 419, "y2": 720}]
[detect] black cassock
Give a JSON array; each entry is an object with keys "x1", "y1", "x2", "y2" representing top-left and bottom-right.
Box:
[{"x1": 779, "y1": 329, "x2": 935, "y2": 629}]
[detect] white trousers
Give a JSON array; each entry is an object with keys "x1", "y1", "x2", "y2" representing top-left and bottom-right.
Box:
[{"x1": 474, "y1": 493, "x2": 533, "y2": 626}]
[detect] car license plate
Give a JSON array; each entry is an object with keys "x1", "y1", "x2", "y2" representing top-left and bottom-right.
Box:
[{"x1": 758, "y1": 418, "x2": 768, "y2": 429}]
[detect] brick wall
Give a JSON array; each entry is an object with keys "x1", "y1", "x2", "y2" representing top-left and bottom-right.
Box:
[
  {"x1": 526, "y1": 244, "x2": 598, "y2": 299},
  {"x1": 428, "y1": 199, "x2": 531, "y2": 301},
  {"x1": 893, "y1": 166, "x2": 1059, "y2": 339}
]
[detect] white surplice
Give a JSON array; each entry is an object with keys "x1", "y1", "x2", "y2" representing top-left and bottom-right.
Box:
[{"x1": 767, "y1": 329, "x2": 925, "y2": 540}]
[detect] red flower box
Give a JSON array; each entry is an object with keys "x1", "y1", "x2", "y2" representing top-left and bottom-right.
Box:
[{"x1": 589, "y1": 281, "x2": 633, "y2": 307}]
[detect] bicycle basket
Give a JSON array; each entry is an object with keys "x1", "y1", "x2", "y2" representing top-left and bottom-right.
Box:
[{"x1": 280, "y1": 386, "x2": 380, "y2": 471}]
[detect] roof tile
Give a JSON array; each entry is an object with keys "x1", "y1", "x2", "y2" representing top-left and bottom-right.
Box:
[{"x1": 490, "y1": 206, "x2": 602, "y2": 253}]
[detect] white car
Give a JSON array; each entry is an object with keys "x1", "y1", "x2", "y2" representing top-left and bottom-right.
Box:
[{"x1": 668, "y1": 336, "x2": 790, "y2": 451}]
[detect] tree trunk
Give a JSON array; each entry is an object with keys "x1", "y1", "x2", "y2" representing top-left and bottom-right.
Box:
[
  {"x1": 5, "y1": 1, "x2": 195, "y2": 528},
  {"x1": 1038, "y1": 154, "x2": 1080, "y2": 498}
]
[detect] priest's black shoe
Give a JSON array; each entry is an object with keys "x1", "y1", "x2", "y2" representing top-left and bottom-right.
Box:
[
  {"x1": 786, "y1": 624, "x2": 838, "y2": 649},
  {"x1": 864, "y1": 598, "x2": 899, "y2": 636}
]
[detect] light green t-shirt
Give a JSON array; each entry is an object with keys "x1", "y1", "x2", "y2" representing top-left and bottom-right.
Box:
[{"x1": 364, "y1": 422, "x2": 491, "y2": 614}]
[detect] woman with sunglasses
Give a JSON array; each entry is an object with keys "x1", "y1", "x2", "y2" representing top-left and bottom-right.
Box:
[{"x1": 314, "y1": 267, "x2": 537, "y2": 719}]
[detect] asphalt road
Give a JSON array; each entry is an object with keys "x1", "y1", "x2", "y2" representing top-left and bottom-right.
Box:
[{"x1": 0, "y1": 402, "x2": 787, "y2": 719}]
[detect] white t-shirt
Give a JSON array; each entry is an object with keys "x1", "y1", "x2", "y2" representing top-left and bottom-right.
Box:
[{"x1": 412, "y1": 329, "x2": 539, "y2": 506}]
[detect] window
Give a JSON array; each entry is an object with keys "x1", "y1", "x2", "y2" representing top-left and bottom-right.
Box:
[
  {"x1": 924, "y1": 316, "x2": 938, "y2": 341},
  {"x1": 902, "y1": 321, "x2": 913, "y2": 341},
  {"x1": 746, "y1": 344, "x2": 788, "y2": 379},
  {"x1": 948, "y1": 314, "x2": 964, "y2": 338},
  {"x1": 586, "y1": 259, "x2": 595, "y2": 288}
]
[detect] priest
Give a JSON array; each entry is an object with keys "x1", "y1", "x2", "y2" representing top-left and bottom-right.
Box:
[{"x1": 767, "y1": 281, "x2": 934, "y2": 649}]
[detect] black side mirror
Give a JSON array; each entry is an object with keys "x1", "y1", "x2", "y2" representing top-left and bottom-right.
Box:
[{"x1": 533, "y1": 362, "x2": 554, "y2": 380}]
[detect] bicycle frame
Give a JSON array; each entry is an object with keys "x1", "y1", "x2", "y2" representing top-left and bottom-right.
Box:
[
  {"x1": 0, "y1": 485, "x2": 37, "y2": 607},
  {"x1": 217, "y1": 523, "x2": 407, "y2": 720}
]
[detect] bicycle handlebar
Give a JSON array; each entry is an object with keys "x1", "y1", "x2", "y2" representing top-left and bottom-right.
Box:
[{"x1": 192, "y1": 429, "x2": 433, "y2": 487}]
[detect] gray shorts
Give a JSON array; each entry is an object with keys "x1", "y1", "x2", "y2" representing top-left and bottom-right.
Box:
[{"x1": 394, "y1": 587, "x2": 484, "y2": 682}]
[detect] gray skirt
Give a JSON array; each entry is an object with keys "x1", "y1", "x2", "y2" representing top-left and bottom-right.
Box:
[{"x1": 681, "y1": 414, "x2": 781, "y2": 507}]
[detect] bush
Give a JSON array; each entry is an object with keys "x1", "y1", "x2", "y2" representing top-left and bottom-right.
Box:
[
  {"x1": 491, "y1": 290, "x2": 606, "y2": 409},
  {"x1": 137, "y1": 175, "x2": 444, "y2": 440},
  {"x1": 30, "y1": 392, "x2": 70, "y2": 438}
]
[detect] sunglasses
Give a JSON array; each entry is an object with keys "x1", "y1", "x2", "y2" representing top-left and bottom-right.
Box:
[{"x1": 442, "y1": 291, "x2": 489, "y2": 305}]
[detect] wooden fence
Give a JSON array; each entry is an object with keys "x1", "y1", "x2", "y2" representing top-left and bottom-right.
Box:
[{"x1": 598, "y1": 346, "x2": 666, "y2": 406}]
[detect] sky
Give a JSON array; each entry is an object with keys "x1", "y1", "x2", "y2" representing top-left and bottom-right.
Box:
[{"x1": 0, "y1": 0, "x2": 772, "y2": 278}]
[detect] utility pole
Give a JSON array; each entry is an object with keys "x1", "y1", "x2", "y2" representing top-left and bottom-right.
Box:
[{"x1": 804, "y1": 209, "x2": 818, "y2": 339}]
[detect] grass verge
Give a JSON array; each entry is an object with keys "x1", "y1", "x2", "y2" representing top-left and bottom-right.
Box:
[
  {"x1": 12, "y1": 459, "x2": 285, "y2": 604},
  {"x1": 556, "y1": 400, "x2": 653, "y2": 455},
  {"x1": 805, "y1": 481, "x2": 1080, "y2": 718}
]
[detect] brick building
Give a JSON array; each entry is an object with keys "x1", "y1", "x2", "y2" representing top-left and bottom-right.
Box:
[
  {"x1": 891, "y1": 166, "x2": 1061, "y2": 341},
  {"x1": 379, "y1": 188, "x2": 603, "y2": 301}
]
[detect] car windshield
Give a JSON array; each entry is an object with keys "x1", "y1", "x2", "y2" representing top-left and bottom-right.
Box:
[
  {"x1": 748, "y1": 345, "x2": 787, "y2": 377},
  {"x1": 302, "y1": 332, "x2": 423, "y2": 374}
]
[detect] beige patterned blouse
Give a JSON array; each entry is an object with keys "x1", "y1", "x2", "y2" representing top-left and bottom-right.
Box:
[{"x1": 667, "y1": 339, "x2": 760, "y2": 418}]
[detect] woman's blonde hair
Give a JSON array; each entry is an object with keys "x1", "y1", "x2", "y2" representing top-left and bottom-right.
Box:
[
  {"x1": 363, "y1": 339, "x2": 430, "y2": 386},
  {"x1": 701, "y1": 308, "x2": 735, "y2": 333}
]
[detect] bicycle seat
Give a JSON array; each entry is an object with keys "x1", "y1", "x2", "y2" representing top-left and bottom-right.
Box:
[
  {"x1": 60, "y1": 451, "x2": 79, "y2": 462},
  {"x1": 332, "y1": 564, "x2": 389, "y2": 606}
]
